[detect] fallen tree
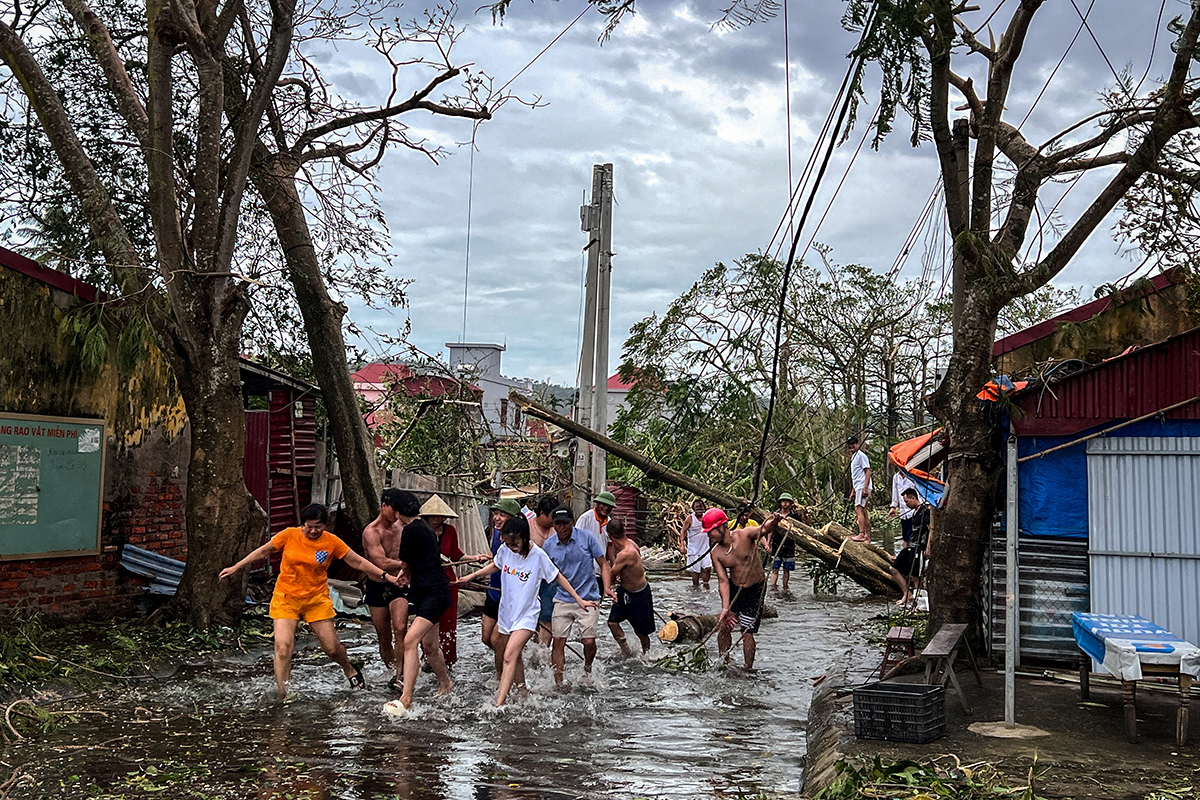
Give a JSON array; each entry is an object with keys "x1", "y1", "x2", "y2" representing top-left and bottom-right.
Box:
[{"x1": 509, "y1": 390, "x2": 899, "y2": 596}]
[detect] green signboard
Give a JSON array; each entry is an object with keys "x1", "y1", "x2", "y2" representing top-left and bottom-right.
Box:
[{"x1": 0, "y1": 412, "x2": 105, "y2": 560}]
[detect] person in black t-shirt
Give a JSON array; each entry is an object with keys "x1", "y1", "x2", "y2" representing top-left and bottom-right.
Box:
[{"x1": 389, "y1": 490, "x2": 454, "y2": 710}]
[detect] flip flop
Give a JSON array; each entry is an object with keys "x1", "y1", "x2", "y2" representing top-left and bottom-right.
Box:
[{"x1": 348, "y1": 666, "x2": 365, "y2": 690}]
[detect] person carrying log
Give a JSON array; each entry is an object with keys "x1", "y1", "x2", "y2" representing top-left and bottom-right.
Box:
[{"x1": 704, "y1": 507, "x2": 782, "y2": 669}]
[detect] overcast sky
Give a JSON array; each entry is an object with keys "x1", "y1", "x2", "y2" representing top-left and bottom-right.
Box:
[{"x1": 324, "y1": 0, "x2": 1184, "y2": 386}]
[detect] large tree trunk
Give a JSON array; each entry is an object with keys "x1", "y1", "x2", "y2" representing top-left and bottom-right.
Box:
[
  {"x1": 252, "y1": 152, "x2": 382, "y2": 534},
  {"x1": 926, "y1": 281, "x2": 1006, "y2": 631},
  {"x1": 510, "y1": 389, "x2": 901, "y2": 596}
]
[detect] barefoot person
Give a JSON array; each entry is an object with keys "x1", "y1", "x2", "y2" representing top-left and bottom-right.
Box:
[
  {"x1": 389, "y1": 490, "x2": 456, "y2": 710},
  {"x1": 362, "y1": 488, "x2": 412, "y2": 685},
  {"x1": 455, "y1": 516, "x2": 597, "y2": 706},
  {"x1": 768, "y1": 493, "x2": 799, "y2": 593},
  {"x1": 607, "y1": 518, "x2": 655, "y2": 657},
  {"x1": 545, "y1": 506, "x2": 613, "y2": 686},
  {"x1": 705, "y1": 507, "x2": 782, "y2": 670},
  {"x1": 889, "y1": 488, "x2": 933, "y2": 607},
  {"x1": 218, "y1": 503, "x2": 399, "y2": 698},
  {"x1": 847, "y1": 435, "x2": 873, "y2": 542},
  {"x1": 679, "y1": 498, "x2": 712, "y2": 589}
]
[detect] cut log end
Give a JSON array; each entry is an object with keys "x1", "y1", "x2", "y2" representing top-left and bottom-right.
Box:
[{"x1": 658, "y1": 620, "x2": 679, "y2": 642}]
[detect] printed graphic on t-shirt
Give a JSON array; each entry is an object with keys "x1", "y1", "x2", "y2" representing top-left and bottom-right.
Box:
[
  {"x1": 502, "y1": 563, "x2": 532, "y2": 582},
  {"x1": 315, "y1": 550, "x2": 330, "y2": 564}
]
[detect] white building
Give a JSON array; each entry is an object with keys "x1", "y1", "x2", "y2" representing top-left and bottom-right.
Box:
[{"x1": 446, "y1": 343, "x2": 534, "y2": 436}]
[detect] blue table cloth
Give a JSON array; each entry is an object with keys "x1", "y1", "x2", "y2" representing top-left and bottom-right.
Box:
[{"x1": 1072, "y1": 612, "x2": 1200, "y2": 681}]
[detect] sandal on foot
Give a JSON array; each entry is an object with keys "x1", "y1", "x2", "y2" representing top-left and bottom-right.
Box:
[
  {"x1": 348, "y1": 667, "x2": 365, "y2": 690},
  {"x1": 387, "y1": 674, "x2": 400, "y2": 693}
]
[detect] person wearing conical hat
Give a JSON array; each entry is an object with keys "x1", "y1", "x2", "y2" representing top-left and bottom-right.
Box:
[
  {"x1": 421, "y1": 494, "x2": 489, "y2": 669},
  {"x1": 575, "y1": 490, "x2": 618, "y2": 566}
]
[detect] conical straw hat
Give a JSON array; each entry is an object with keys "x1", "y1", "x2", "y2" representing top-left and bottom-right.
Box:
[{"x1": 419, "y1": 494, "x2": 458, "y2": 518}]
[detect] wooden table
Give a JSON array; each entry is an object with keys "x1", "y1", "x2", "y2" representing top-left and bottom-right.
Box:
[{"x1": 1073, "y1": 612, "x2": 1198, "y2": 746}]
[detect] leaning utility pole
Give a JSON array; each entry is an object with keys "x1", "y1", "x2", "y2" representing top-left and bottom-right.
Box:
[{"x1": 573, "y1": 163, "x2": 614, "y2": 514}]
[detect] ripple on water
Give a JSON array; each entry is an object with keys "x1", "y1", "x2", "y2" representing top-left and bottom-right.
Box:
[{"x1": 23, "y1": 573, "x2": 882, "y2": 800}]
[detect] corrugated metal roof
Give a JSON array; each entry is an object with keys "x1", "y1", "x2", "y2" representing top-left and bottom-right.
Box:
[{"x1": 1013, "y1": 326, "x2": 1200, "y2": 436}]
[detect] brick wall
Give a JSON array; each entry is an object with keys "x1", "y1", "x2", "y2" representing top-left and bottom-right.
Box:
[{"x1": 0, "y1": 470, "x2": 187, "y2": 619}]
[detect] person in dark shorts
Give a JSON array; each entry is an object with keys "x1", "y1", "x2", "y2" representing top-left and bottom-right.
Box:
[
  {"x1": 889, "y1": 488, "x2": 932, "y2": 608},
  {"x1": 362, "y1": 488, "x2": 413, "y2": 681},
  {"x1": 389, "y1": 490, "x2": 455, "y2": 710},
  {"x1": 706, "y1": 507, "x2": 783, "y2": 669},
  {"x1": 606, "y1": 518, "x2": 655, "y2": 656},
  {"x1": 768, "y1": 493, "x2": 800, "y2": 592}
]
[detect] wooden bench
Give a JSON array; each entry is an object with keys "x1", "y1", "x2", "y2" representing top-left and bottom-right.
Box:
[
  {"x1": 921, "y1": 623, "x2": 983, "y2": 714},
  {"x1": 878, "y1": 626, "x2": 916, "y2": 679}
]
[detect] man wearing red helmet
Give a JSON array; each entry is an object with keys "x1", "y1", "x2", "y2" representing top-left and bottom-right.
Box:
[{"x1": 703, "y1": 507, "x2": 783, "y2": 669}]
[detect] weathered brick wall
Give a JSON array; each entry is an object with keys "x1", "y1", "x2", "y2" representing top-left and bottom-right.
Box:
[{"x1": 1, "y1": 255, "x2": 190, "y2": 619}]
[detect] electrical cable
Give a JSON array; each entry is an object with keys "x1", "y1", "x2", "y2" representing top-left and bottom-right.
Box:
[{"x1": 751, "y1": 0, "x2": 881, "y2": 505}]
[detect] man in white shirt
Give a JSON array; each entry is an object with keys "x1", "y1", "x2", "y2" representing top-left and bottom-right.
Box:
[
  {"x1": 889, "y1": 470, "x2": 917, "y2": 546},
  {"x1": 847, "y1": 435, "x2": 872, "y2": 542},
  {"x1": 575, "y1": 490, "x2": 617, "y2": 562}
]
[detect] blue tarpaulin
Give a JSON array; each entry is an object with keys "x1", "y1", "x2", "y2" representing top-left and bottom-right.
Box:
[{"x1": 1017, "y1": 418, "x2": 1200, "y2": 539}]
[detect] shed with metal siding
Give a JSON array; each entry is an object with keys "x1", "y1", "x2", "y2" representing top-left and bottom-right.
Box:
[{"x1": 986, "y1": 326, "x2": 1200, "y2": 666}]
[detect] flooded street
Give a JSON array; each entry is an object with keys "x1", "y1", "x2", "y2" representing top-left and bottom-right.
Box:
[{"x1": 13, "y1": 574, "x2": 881, "y2": 799}]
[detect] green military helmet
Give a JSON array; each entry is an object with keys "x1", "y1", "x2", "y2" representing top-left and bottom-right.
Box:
[
  {"x1": 594, "y1": 491, "x2": 618, "y2": 507},
  {"x1": 491, "y1": 497, "x2": 523, "y2": 517},
  {"x1": 778, "y1": 492, "x2": 795, "y2": 503}
]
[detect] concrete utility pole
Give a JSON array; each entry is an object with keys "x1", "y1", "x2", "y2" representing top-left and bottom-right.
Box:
[
  {"x1": 591, "y1": 163, "x2": 614, "y2": 496},
  {"x1": 573, "y1": 163, "x2": 614, "y2": 513}
]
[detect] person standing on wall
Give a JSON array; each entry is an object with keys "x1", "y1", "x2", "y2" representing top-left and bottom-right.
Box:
[{"x1": 847, "y1": 435, "x2": 873, "y2": 543}]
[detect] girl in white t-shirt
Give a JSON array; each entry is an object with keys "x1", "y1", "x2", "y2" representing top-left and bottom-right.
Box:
[{"x1": 456, "y1": 516, "x2": 598, "y2": 705}]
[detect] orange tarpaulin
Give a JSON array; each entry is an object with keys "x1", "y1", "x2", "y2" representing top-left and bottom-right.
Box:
[{"x1": 888, "y1": 428, "x2": 947, "y2": 486}]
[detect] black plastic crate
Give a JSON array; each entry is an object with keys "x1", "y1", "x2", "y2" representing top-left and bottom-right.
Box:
[{"x1": 853, "y1": 682, "x2": 945, "y2": 743}]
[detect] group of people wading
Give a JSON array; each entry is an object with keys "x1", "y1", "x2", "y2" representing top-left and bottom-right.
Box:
[{"x1": 218, "y1": 488, "x2": 660, "y2": 708}]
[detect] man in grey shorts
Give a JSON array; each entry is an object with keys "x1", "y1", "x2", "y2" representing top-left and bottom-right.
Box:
[{"x1": 543, "y1": 506, "x2": 612, "y2": 686}]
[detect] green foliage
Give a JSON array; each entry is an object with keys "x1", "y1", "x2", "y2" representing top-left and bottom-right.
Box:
[
  {"x1": 611, "y1": 252, "x2": 946, "y2": 505},
  {"x1": 815, "y1": 756, "x2": 1050, "y2": 800},
  {"x1": 0, "y1": 612, "x2": 273, "y2": 691},
  {"x1": 57, "y1": 303, "x2": 154, "y2": 373},
  {"x1": 803, "y1": 559, "x2": 841, "y2": 595},
  {"x1": 654, "y1": 644, "x2": 712, "y2": 673},
  {"x1": 843, "y1": 0, "x2": 934, "y2": 148}
]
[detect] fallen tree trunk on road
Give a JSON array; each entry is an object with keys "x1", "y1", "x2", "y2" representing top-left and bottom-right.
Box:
[{"x1": 509, "y1": 390, "x2": 899, "y2": 597}]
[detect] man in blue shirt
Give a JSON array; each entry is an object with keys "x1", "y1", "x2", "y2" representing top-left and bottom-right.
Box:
[{"x1": 544, "y1": 506, "x2": 615, "y2": 686}]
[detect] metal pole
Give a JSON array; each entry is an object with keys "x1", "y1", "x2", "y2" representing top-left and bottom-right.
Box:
[
  {"x1": 590, "y1": 163, "x2": 614, "y2": 495},
  {"x1": 574, "y1": 165, "x2": 603, "y2": 513},
  {"x1": 1005, "y1": 423, "x2": 1019, "y2": 727}
]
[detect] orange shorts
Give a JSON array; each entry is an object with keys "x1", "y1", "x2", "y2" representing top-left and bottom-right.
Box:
[{"x1": 269, "y1": 589, "x2": 336, "y2": 622}]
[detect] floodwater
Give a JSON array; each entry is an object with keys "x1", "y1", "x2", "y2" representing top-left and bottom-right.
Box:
[{"x1": 12, "y1": 574, "x2": 881, "y2": 799}]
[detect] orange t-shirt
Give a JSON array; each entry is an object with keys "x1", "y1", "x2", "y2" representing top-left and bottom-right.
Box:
[{"x1": 270, "y1": 527, "x2": 350, "y2": 598}]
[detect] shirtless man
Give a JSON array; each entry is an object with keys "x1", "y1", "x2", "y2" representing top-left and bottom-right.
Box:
[
  {"x1": 705, "y1": 507, "x2": 781, "y2": 669},
  {"x1": 607, "y1": 518, "x2": 655, "y2": 656},
  {"x1": 362, "y1": 488, "x2": 411, "y2": 685},
  {"x1": 679, "y1": 498, "x2": 712, "y2": 589}
]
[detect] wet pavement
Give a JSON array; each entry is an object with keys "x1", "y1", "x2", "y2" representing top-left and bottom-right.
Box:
[{"x1": 11, "y1": 573, "x2": 881, "y2": 799}]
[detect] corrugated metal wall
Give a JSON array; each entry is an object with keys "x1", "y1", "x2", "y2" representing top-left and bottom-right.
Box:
[
  {"x1": 267, "y1": 390, "x2": 317, "y2": 533},
  {"x1": 985, "y1": 533, "x2": 1089, "y2": 666},
  {"x1": 1087, "y1": 436, "x2": 1200, "y2": 646}
]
